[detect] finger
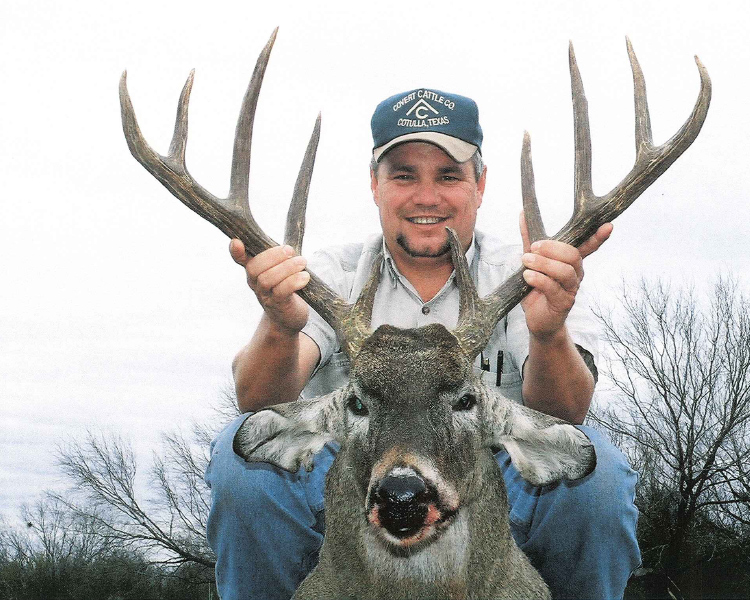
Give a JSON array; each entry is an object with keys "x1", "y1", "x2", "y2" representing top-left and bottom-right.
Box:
[
  {"x1": 522, "y1": 269, "x2": 575, "y2": 313},
  {"x1": 255, "y1": 256, "x2": 308, "y2": 294},
  {"x1": 529, "y1": 239, "x2": 583, "y2": 280},
  {"x1": 519, "y1": 210, "x2": 531, "y2": 254},
  {"x1": 229, "y1": 239, "x2": 248, "y2": 266},
  {"x1": 577, "y1": 223, "x2": 613, "y2": 259},
  {"x1": 246, "y1": 245, "x2": 296, "y2": 279},
  {"x1": 522, "y1": 252, "x2": 580, "y2": 293},
  {"x1": 270, "y1": 271, "x2": 311, "y2": 299}
]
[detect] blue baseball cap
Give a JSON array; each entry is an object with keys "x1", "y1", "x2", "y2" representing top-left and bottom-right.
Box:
[{"x1": 371, "y1": 88, "x2": 483, "y2": 163}]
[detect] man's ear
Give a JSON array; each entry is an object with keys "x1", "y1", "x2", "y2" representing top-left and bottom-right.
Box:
[
  {"x1": 485, "y1": 394, "x2": 596, "y2": 487},
  {"x1": 370, "y1": 166, "x2": 380, "y2": 206},
  {"x1": 233, "y1": 391, "x2": 344, "y2": 473},
  {"x1": 476, "y1": 165, "x2": 487, "y2": 208}
]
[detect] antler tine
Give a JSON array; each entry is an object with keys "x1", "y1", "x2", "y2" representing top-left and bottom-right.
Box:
[
  {"x1": 569, "y1": 42, "x2": 594, "y2": 212},
  {"x1": 456, "y1": 270, "x2": 531, "y2": 361},
  {"x1": 451, "y1": 41, "x2": 711, "y2": 362},
  {"x1": 446, "y1": 228, "x2": 489, "y2": 359},
  {"x1": 627, "y1": 37, "x2": 653, "y2": 155},
  {"x1": 340, "y1": 255, "x2": 384, "y2": 358},
  {"x1": 228, "y1": 27, "x2": 277, "y2": 216},
  {"x1": 520, "y1": 132, "x2": 548, "y2": 244},
  {"x1": 167, "y1": 70, "x2": 194, "y2": 164},
  {"x1": 120, "y1": 72, "x2": 162, "y2": 171},
  {"x1": 120, "y1": 48, "x2": 277, "y2": 251},
  {"x1": 285, "y1": 113, "x2": 321, "y2": 254},
  {"x1": 447, "y1": 229, "x2": 481, "y2": 320}
]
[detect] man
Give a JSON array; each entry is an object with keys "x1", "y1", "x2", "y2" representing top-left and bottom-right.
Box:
[{"x1": 205, "y1": 88, "x2": 641, "y2": 599}]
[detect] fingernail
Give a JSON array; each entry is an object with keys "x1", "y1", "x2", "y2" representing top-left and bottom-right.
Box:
[
  {"x1": 530, "y1": 241, "x2": 541, "y2": 251},
  {"x1": 283, "y1": 245, "x2": 294, "y2": 256},
  {"x1": 523, "y1": 253, "x2": 536, "y2": 264}
]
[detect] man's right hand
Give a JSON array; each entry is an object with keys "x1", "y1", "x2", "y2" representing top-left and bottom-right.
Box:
[{"x1": 229, "y1": 239, "x2": 311, "y2": 334}]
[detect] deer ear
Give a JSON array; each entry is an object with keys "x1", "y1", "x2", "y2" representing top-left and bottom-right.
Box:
[
  {"x1": 490, "y1": 400, "x2": 596, "y2": 487},
  {"x1": 233, "y1": 392, "x2": 344, "y2": 473}
]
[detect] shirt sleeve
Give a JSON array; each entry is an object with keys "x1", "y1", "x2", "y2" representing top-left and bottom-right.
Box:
[{"x1": 300, "y1": 247, "x2": 355, "y2": 370}]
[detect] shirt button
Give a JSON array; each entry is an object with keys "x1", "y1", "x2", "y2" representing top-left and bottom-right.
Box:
[{"x1": 421, "y1": 306, "x2": 430, "y2": 315}]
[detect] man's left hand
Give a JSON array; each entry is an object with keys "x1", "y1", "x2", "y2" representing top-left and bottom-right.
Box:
[{"x1": 519, "y1": 212, "x2": 612, "y2": 340}]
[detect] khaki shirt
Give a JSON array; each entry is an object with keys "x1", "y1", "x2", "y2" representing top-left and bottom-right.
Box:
[{"x1": 301, "y1": 230, "x2": 599, "y2": 404}]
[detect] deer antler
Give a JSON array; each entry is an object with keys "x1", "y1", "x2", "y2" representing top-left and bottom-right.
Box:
[
  {"x1": 121, "y1": 34, "x2": 710, "y2": 364},
  {"x1": 452, "y1": 38, "x2": 711, "y2": 360},
  {"x1": 120, "y1": 28, "x2": 378, "y2": 359}
]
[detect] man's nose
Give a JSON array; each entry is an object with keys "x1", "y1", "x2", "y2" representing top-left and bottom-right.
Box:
[{"x1": 412, "y1": 182, "x2": 440, "y2": 205}]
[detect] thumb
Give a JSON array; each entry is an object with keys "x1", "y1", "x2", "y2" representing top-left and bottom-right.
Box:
[
  {"x1": 229, "y1": 239, "x2": 249, "y2": 266},
  {"x1": 578, "y1": 223, "x2": 613, "y2": 259}
]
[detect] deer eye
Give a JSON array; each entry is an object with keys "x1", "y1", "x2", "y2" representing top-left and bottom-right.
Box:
[
  {"x1": 347, "y1": 395, "x2": 369, "y2": 417},
  {"x1": 453, "y1": 393, "x2": 477, "y2": 412}
]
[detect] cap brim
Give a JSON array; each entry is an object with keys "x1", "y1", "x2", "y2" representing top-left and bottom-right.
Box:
[{"x1": 373, "y1": 132, "x2": 478, "y2": 163}]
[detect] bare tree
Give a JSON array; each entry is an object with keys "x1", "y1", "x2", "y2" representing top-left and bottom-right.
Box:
[
  {"x1": 592, "y1": 277, "x2": 750, "y2": 598},
  {"x1": 54, "y1": 427, "x2": 216, "y2": 577},
  {"x1": 19, "y1": 497, "x2": 113, "y2": 566},
  {"x1": 1, "y1": 495, "x2": 218, "y2": 599},
  {"x1": 1, "y1": 497, "x2": 106, "y2": 566},
  {"x1": 0, "y1": 496, "x2": 118, "y2": 599}
]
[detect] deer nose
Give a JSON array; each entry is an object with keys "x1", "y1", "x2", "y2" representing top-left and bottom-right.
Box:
[{"x1": 371, "y1": 474, "x2": 436, "y2": 539}]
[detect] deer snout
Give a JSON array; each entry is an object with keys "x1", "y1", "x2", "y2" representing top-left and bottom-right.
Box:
[
  {"x1": 370, "y1": 472, "x2": 436, "y2": 539},
  {"x1": 367, "y1": 465, "x2": 458, "y2": 546}
]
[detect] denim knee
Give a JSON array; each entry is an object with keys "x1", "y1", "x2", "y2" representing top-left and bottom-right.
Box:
[
  {"x1": 207, "y1": 416, "x2": 318, "y2": 527},
  {"x1": 509, "y1": 425, "x2": 641, "y2": 599},
  {"x1": 205, "y1": 414, "x2": 336, "y2": 600},
  {"x1": 570, "y1": 425, "x2": 640, "y2": 527}
]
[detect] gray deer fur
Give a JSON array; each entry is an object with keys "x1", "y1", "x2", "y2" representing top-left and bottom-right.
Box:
[{"x1": 234, "y1": 320, "x2": 596, "y2": 599}]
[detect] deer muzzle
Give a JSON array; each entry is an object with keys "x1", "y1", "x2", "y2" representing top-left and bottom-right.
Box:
[{"x1": 367, "y1": 466, "x2": 458, "y2": 547}]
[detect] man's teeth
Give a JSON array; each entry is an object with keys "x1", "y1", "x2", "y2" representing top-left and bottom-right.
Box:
[{"x1": 409, "y1": 217, "x2": 443, "y2": 224}]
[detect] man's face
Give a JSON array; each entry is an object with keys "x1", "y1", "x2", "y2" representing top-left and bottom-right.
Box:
[{"x1": 371, "y1": 142, "x2": 485, "y2": 264}]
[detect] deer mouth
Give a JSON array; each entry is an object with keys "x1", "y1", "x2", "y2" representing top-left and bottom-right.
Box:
[{"x1": 368, "y1": 503, "x2": 459, "y2": 549}]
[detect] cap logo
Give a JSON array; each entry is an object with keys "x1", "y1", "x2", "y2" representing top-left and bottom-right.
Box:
[
  {"x1": 406, "y1": 99, "x2": 439, "y2": 120},
  {"x1": 393, "y1": 91, "x2": 453, "y2": 129}
]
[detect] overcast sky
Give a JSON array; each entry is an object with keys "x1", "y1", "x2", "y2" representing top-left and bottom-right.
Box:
[{"x1": 1, "y1": 0, "x2": 748, "y2": 520}]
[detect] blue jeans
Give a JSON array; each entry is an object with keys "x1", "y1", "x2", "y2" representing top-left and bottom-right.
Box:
[{"x1": 206, "y1": 414, "x2": 641, "y2": 600}]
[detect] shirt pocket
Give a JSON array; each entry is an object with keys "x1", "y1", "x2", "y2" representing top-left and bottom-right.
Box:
[
  {"x1": 497, "y1": 366, "x2": 523, "y2": 404},
  {"x1": 473, "y1": 355, "x2": 523, "y2": 404}
]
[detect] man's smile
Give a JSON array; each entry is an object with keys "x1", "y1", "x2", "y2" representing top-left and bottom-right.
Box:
[{"x1": 406, "y1": 216, "x2": 447, "y2": 225}]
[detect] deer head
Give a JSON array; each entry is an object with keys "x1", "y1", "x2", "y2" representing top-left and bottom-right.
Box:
[
  {"x1": 232, "y1": 274, "x2": 598, "y2": 546},
  {"x1": 120, "y1": 29, "x2": 710, "y2": 549}
]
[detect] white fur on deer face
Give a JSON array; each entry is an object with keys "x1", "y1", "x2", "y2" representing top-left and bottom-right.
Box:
[{"x1": 233, "y1": 322, "x2": 596, "y2": 552}]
